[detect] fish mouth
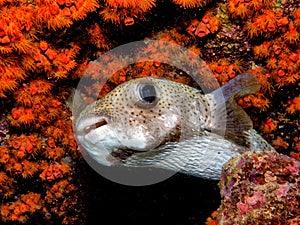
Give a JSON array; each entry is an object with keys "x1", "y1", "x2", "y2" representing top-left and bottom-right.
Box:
[
  {"x1": 82, "y1": 119, "x2": 108, "y2": 135},
  {"x1": 76, "y1": 114, "x2": 109, "y2": 136},
  {"x1": 76, "y1": 115, "x2": 138, "y2": 165},
  {"x1": 76, "y1": 114, "x2": 148, "y2": 165}
]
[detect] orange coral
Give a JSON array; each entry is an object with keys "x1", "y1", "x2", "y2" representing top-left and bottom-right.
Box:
[
  {"x1": 238, "y1": 93, "x2": 270, "y2": 111},
  {"x1": 0, "y1": 134, "x2": 42, "y2": 178},
  {"x1": 12, "y1": 107, "x2": 35, "y2": 125},
  {"x1": 1, "y1": 89, "x2": 79, "y2": 223},
  {"x1": 272, "y1": 136, "x2": 289, "y2": 150},
  {"x1": 290, "y1": 152, "x2": 300, "y2": 162},
  {"x1": 187, "y1": 12, "x2": 220, "y2": 38},
  {"x1": 0, "y1": 146, "x2": 10, "y2": 164},
  {"x1": 8, "y1": 79, "x2": 67, "y2": 128},
  {"x1": 0, "y1": 0, "x2": 17, "y2": 7},
  {"x1": 43, "y1": 118, "x2": 76, "y2": 147},
  {"x1": 253, "y1": 41, "x2": 270, "y2": 59},
  {"x1": 0, "y1": 192, "x2": 42, "y2": 223},
  {"x1": 206, "y1": 210, "x2": 218, "y2": 225},
  {"x1": 87, "y1": 23, "x2": 112, "y2": 50},
  {"x1": 261, "y1": 118, "x2": 277, "y2": 133},
  {"x1": 44, "y1": 147, "x2": 65, "y2": 160},
  {"x1": 245, "y1": 10, "x2": 289, "y2": 38},
  {"x1": 100, "y1": 0, "x2": 155, "y2": 25},
  {"x1": 228, "y1": 0, "x2": 251, "y2": 19},
  {"x1": 292, "y1": 8, "x2": 300, "y2": 28},
  {"x1": 252, "y1": 36, "x2": 300, "y2": 89},
  {"x1": 248, "y1": 67, "x2": 272, "y2": 94},
  {"x1": 45, "y1": 179, "x2": 76, "y2": 203},
  {"x1": 105, "y1": 0, "x2": 155, "y2": 11},
  {"x1": 283, "y1": 24, "x2": 300, "y2": 44},
  {"x1": 0, "y1": 171, "x2": 15, "y2": 198},
  {"x1": 99, "y1": 7, "x2": 123, "y2": 25},
  {"x1": 39, "y1": 41, "x2": 49, "y2": 51},
  {"x1": 0, "y1": 5, "x2": 36, "y2": 54},
  {"x1": 32, "y1": 43, "x2": 80, "y2": 79},
  {"x1": 0, "y1": 64, "x2": 26, "y2": 98},
  {"x1": 270, "y1": 50, "x2": 300, "y2": 87},
  {"x1": 8, "y1": 134, "x2": 41, "y2": 158},
  {"x1": 21, "y1": 160, "x2": 40, "y2": 178},
  {"x1": 286, "y1": 97, "x2": 300, "y2": 114},
  {"x1": 36, "y1": 0, "x2": 99, "y2": 30},
  {"x1": 0, "y1": 0, "x2": 298, "y2": 224},
  {"x1": 0, "y1": 0, "x2": 84, "y2": 99},
  {"x1": 290, "y1": 137, "x2": 300, "y2": 161},
  {"x1": 43, "y1": 178, "x2": 82, "y2": 224},
  {"x1": 39, "y1": 163, "x2": 71, "y2": 181},
  {"x1": 228, "y1": 0, "x2": 274, "y2": 19},
  {"x1": 173, "y1": 0, "x2": 207, "y2": 8},
  {"x1": 209, "y1": 59, "x2": 243, "y2": 85}
]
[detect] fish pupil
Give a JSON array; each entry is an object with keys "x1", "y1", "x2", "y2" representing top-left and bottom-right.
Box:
[{"x1": 140, "y1": 84, "x2": 156, "y2": 103}]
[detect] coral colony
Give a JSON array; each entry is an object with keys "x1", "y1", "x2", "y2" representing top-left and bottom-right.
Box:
[
  {"x1": 0, "y1": 0, "x2": 299, "y2": 224},
  {"x1": 216, "y1": 151, "x2": 300, "y2": 225}
]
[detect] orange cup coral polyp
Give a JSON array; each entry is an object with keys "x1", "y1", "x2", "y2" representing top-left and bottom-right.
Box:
[
  {"x1": 105, "y1": 0, "x2": 156, "y2": 11},
  {"x1": 100, "y1": 0, "x2": 156, "y2": 25},
  {"x1": 173, "y1": 0, "x2": 208, "y2": 8},
  {"x1": 1, "y1": 192, "x2": 42, "y2": 223},
  {"x1": 36, "y1": 0, "x2": 99, "y2": 30}
]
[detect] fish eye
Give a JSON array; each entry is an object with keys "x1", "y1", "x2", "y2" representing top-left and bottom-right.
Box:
[
  {"x1": 136, "y1": 83, "x2": 159, "y2": 108},
  {"x1": 140, "y1": 84, "x2": 156, "y2": 103}
]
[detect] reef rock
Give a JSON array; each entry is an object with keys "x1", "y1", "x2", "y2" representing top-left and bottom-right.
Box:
[{"x1": 218, "y1": 151, "x2": 300, "y2": 225}]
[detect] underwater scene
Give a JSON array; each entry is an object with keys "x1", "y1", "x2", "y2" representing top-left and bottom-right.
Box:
[{"x1": 0, "y1": 0, "x2": 299, "y2": 224}]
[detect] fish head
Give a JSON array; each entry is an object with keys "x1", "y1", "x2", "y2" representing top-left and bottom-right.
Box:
[{"x1": 76, "y1": 77, "x2": 197, "y2": 165}]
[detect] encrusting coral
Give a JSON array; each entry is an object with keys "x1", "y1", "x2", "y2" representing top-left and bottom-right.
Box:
[
  {"x1": 217, "y1": 151, "x2": 300, "y2": 225},
  {"x1": 0, "y1": 0, "x2": 299, "y2": 224}
]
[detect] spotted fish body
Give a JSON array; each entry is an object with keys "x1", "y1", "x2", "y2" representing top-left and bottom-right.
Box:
[{"x1": 76, "y1": 73, "x2": 274, "y2": 180}]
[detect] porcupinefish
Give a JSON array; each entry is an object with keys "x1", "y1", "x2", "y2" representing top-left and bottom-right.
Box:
[{"x1": 76, "y1": 73, "x2": 274, "y2": 180}]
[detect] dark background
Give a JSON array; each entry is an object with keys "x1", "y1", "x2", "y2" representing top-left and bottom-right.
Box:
[{"x1": 85, "y1": 165, "x2": 220, "y2": 225}]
